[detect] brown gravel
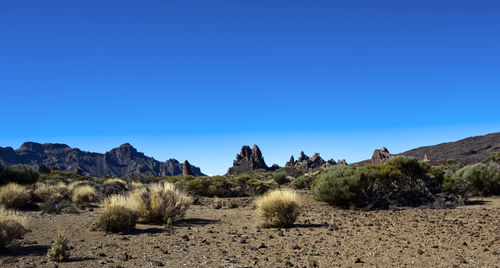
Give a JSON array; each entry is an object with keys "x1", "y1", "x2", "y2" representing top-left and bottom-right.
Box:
[{"x1": 1, "y1": 193, "x2": 499, "y2": 267}]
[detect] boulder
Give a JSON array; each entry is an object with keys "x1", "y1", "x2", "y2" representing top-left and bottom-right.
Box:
[{"x1": 371, "y1": 147, "x2": 391, "y2": 165}]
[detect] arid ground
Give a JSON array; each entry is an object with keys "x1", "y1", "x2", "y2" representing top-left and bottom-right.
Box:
[{"x1": 1, "y1": 192, "x2": 499, "y2": 268}]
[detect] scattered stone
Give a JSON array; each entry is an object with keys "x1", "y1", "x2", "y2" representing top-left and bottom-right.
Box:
[{"x1": 258, "y1": 242, "x2": 267, "y2": 249}]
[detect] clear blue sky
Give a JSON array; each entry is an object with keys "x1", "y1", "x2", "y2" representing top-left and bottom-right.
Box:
[{"x1": 1, "y1": 1, "x2": 499, "y2": 175}]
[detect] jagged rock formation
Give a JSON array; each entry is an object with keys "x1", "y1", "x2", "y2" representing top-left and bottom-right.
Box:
[
  {"x1": 371, "y1": 147, "x2": 392, "y2": 165},
  {"x1": 337, "y1": 159, "x2": 347, "y2": 165},
  {"x1": 0, "y1": 142, "x2": 204, "y2": 177},
  {"x1": 182, "y1": 160, "x2": 195, "y2": 177},
  {"x1": 286, "y1": 151, "x2": 339, "y2": 172},
  {"x1": 227, "y1": 145, "x2": 271, "y2": 175}
]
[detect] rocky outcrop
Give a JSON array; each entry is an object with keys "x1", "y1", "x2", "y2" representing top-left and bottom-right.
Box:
[
  {"x1": 226, "y1": 145, "x2": 270, "y2": 175},
  {"x1": 0, "y1": 142, "x2": 204, "y2": 177},
  {"x1": 286, "y1": 151, "x2": 339, "y2": 172},
  {"x1": 182, "y1": 160, "x2": 195, "y2": 177},
  {"x1": 371, "y1": 147, "x2": 392, "y2": 165},
  {"x1": 337, "y1": 159, "x2": 348, "y2": 165}
]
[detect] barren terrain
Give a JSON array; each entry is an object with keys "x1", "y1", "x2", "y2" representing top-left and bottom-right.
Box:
[{"x1": 1, "y1": 193, "x2": 499, "y2": 268}]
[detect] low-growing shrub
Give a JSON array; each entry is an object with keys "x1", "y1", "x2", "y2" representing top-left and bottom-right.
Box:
[
  {"x1": 247, "y1": 178, "x2": 278, "y2": 195},
  {"x1": 95, "y1": 195, "x2": 138, "y2": 233},
  {"x1": 33, "y1": 182, "x2": 67, "y2": 202},
  {"x1": 105, "y1": 178, "x2": 128, "y2": 188},
  {"x1": 292, "y1": 175, "x2": 314, "y2": 189},
  {"x1": 185, "y1": 176, "x2": 232, "y2": 197},
  {"x1": 0, "y1": 207, "x2": 29, "y2": 248},
  {"x1": 71, "y1": 185, "x2": 98, "y2": 206},
  {"x1": 2, "y1": 165, "x2": 39, "y2": 184},
  {"x1": 47, "y1": 234, "x2": 69, "y2": 262},
  {"x1": 455, "y1": 163, "x2": 500, "y2": 195},
  {"x1": 311, "y1": 165, "x2": 361, "y2": 206},
  {"x1": 129, "y1": 182, "x2": 192, "y2": 223},
  {"x1": 0, "y1": 183, "x2": 31, "y2": 209},
  {"x1": 273, "y1": 172, "x2": 289, "y2": 185},
  {"x1": 255, "y1": 189, "x2": 300, "y2": 228}
]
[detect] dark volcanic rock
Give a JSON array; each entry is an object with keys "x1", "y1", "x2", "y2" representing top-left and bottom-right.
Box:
[
  {"x1": 0, "y1": 142, "x2": 205, "y2": 178},
  {"x1": 287, "y1": 152, "x2": 336, "y2": 173},
  {"x1": 226, "y1": 145, "x2": 270, "y2": 175},
  {"x1": 285, "y1": 155, "x2": 295, "y2": 167},
  {"x1": 371, "y1": 147, "x2": 392, "y2": 165},
  {"x1": 182, "y1": 160, "x2": 195, "y2": 177}
]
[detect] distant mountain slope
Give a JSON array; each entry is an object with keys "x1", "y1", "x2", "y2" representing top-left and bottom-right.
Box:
[
  {"x1": 400, "y1": 132, "x2": 500, "y2": 164},
  {"x1": 0, "y1": 142, "x2": 204, "y2": 177}
]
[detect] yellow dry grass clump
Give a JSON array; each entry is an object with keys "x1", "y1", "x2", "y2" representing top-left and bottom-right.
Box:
[
  {"x1": 128, "y1": 182, "x2": 192, "y2": 224},
  {"x1": 0, "y1": 183, "x2": 31, "y2": 209},
  {"x1": 131, "y1": 181, "x2": 143, "y2": 189},
  {"x1": 255, "y1": 189, "x2": 301, "y2": 228},
  {"x1": 33, "y1": 182, "x2": 67, "y2": 201},
  {"x1": 95, "y1": 195, "x2": 139, "y2": 233},
  {"x1": 0, "y1": 207, "x2": 29, "y2": 247},
  {"x1": 71, "y1": 185, "x2": 98, "y2": 206},
  {"x1": 105, "y1": 178, "x2": 128, "y2": 188}
]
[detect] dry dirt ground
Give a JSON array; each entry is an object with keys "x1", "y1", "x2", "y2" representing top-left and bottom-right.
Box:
[{"x1": 1, "y1": 193, "x2": 499, "y2": 268}]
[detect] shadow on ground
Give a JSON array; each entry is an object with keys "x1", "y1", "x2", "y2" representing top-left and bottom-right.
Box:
[{"x1": 175, "y1": 218, "x2": 219, "y2": 227}]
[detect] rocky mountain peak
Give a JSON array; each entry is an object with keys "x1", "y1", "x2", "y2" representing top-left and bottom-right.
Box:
[{"x1": 227, "y1": 144, "x2": 270, "y2": 175}]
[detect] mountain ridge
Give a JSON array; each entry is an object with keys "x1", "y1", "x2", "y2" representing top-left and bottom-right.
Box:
[{"x1": 0, "y1": 142, "x2": 204, "y2": 177}]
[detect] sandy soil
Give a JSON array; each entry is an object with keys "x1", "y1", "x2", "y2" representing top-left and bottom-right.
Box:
[{"x1": 1, "y1": 193, "x2": 499, "y2": 268}]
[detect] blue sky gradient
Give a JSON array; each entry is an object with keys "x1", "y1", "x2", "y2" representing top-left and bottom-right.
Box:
[{"x1": 1, "y1": 1, "x2": 499, "y2": 174}]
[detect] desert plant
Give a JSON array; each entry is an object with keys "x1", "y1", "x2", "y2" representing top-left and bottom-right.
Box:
[
  {"x1": 255, "y1": 189, "x2": 300, "y2": 228},
  {"x1": 47, "y1": 233, "x2": 69, "y2": 262},
  {"x1": 185, "y1": 176, "x2": 232, "y2": 197},
  {"x1": 131, "y1": 181, "x2": 144, "y2": 189},
  {"x1": 292, "y1": 175, "x2": 314, "y2": 189},
  {"x1": 95, "y1": 195, "x2": 139, "y2": 233},
  {"x1": 455, "y1": 163, "x2": 500, "y2": 195},
  {"x1": 311, "y1": 165, "x2": 361, "y2": 205},
  {"x1": 2, "y1": 165, "x2": 39, "y2": 184},
  {"x1": 129, "y1": 182, "x2": 192, "y2": 223},
  {"x1": 105, "y1": 178, "x2": 128, "y2": 188},
  {"x1": 273, "y1": 172, "x2": 289, "y2": 185},
  {"x1": 71, "y1": 185, "x2": 98, "y2": 206},
  {"x1": 33, "y1": 182, "x2": 67, "y2": 202},
  {"x1": 0, "y1": 207, "x2": 29, "y2": 247},
  {"x1": 0, "y1": 183, "x2": 31, "y2": 209}
]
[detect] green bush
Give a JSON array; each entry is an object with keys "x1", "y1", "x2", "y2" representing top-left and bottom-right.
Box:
[
  {"x1": 455, "y1": 163, "x2": 500, "y2": 195},
  {"x1": 185, "y1": 176, "x2": 233, "y2": 197},
  {"x1": 311, "y1": 165, "x2": 361, "y2": 205},
  {"x1": 2, "y1": 165, "x2": 39, "y2": 184},
  {"x1": 291, "y1": 175, "x2": 314, "y2": 190},
  {"x1": 273, "y1": 172, "x2": 289, "y2": 185},
  {"x1": 247, "y1": 178, "x2": 278, "y2": 195},
  {"x1": 276, "y1": 166, "x2": 304, "y2": 178},
  {"x1": 385, "y1": 156, "x2": 426, "y2": 178}
]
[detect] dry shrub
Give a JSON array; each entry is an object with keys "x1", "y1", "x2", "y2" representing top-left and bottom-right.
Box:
[
  {"x1": 0, "y1": 207, "x2": 29, "y2": 247},
  {"x1": 71, "y1": 185, "x2": 97, "y2": 206},
  {"x1": 47, "y1": 233, "x2": 69, "y2": 262},
  {"x1": 131, "y1": 181, "x2": 143, "y2": 189},
  {"x1": 255, "y1": 189, "x2": 300, "y2": 228},
  {"x1": 67, "y1": 180, "x2": 95, "y2": 193},
  {"x1": 129, "y1": 182, "x2": 192, "y2": 223},
  {"x1": 0, "y1": 183, "x2": 31, "y2": 209},
  {"x1": 33, "y1": 182, "x2": 67, "y2": 202},
  {"x1": 95, "y1": 195, "x2": 138, "y2": 233},
  {"x1": 105, "y1": 178, "x2": 128, "y2": 188}
]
